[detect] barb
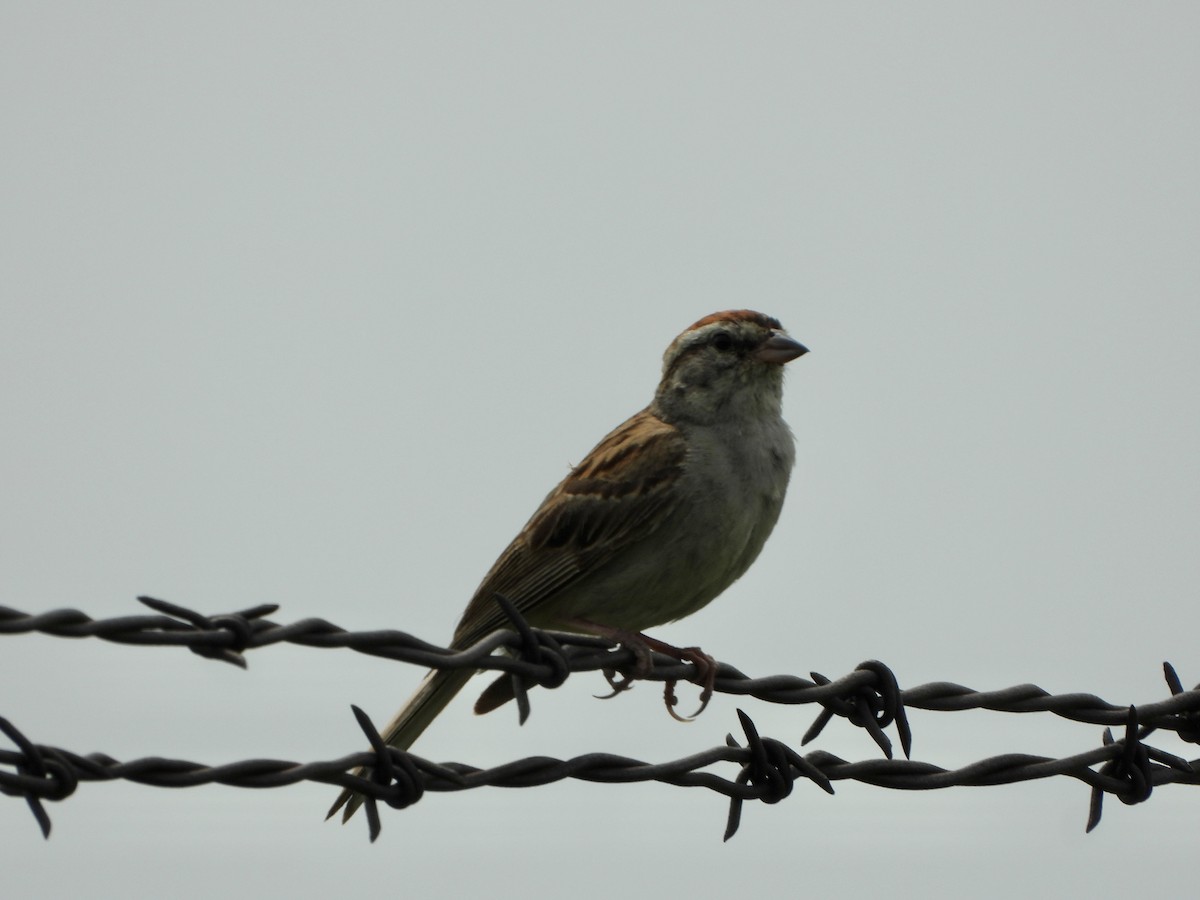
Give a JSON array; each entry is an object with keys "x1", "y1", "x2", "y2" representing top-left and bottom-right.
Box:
[
  {"x1": 4, "y1": 599, "x2": 1199, "y2": 745},
  {"x1": 5, "y1": 599, "x2": 1200, "y2": 842},
  {"x1": 2, "y1": 710, "x2": 1195, "y2": 843}
]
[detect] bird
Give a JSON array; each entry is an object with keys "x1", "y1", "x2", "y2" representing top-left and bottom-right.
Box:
[{"x1": 328, "y1": 309, "x2": 807, "y2": 822}]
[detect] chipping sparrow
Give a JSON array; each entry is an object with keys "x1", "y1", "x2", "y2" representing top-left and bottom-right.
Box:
[{"x1": 330, "y1": 309, "x2": 807, "y2": 821}]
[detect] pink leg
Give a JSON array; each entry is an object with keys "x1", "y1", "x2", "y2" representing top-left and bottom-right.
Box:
[{"x1": 568, "y1": 619, "x2": 718, "y2": 721}]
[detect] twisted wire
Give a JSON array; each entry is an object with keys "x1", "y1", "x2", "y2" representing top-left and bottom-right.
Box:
[
  {"x1": 3, "y1": 597, "x2": 1198, "y2": 842},
  {"x1": 3, "y1": 598, "x2": 1198, "y2": 740},
  {"x1": 1, "y1": 706, "x2": 1195, "y2": 843}
]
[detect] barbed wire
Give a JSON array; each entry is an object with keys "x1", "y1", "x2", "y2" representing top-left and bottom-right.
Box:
[
  {"x1": 2, "y1": 597, "x2": 1198, "y2": 842},
  {"x1": 3, "y1": 597, "x2": 1198, "y2": 743},
  {"x1": 2, "y1": 703, "x2": 1195, "y2": 843}
]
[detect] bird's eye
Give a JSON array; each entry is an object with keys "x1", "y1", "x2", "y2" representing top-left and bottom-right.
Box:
[{"x1": 711, "y1": 331, "x2": 734, "y2": 351}]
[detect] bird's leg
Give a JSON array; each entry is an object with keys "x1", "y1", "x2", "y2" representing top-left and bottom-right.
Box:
[
  {"x1": 594, "y1": 635, "x2": 652, "y2": 700},
  {"x1": 568, "y1": 619, "x2": 718, "y2": 721}
]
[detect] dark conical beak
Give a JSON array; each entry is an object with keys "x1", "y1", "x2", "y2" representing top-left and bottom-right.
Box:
[{"x1": 755, "y1": 333, "x2": 808, "y2": 365}]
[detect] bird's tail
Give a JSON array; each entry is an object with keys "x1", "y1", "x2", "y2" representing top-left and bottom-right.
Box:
[{"x1": 326, "y1": 666, "x2": 474, "y2": 822}]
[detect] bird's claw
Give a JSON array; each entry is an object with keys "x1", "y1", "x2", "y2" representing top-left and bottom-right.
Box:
[
  {"x1": 595, "y1": 666, "x2": 636, "y2": 700},
  {"x1": 594, "y1": 638, "x2": 655, "y2": 699},
  {"x1": 663, "y1": 646, "x2": 717, "y2": 721},
  {"x1": 572, "y1": 620, "x2": 718, "y2": 719}
]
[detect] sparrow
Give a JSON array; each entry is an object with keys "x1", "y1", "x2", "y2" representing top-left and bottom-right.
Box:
[{"x1": 329, "y1": 309, "x2": 807, "y2": 821}]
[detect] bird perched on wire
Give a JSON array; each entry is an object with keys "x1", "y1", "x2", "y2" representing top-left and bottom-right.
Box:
[{"x1": 329, "y1": 309, "x2": 807, "y2": 822}]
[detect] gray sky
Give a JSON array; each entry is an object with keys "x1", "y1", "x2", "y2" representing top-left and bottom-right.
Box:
[{"x1": 3, "y1": 3, "x2": 1197, "y2": 897}]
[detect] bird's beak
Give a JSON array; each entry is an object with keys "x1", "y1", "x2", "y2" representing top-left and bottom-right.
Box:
[{"x1": 755, "y1": 333, "x2": 809, "y2": 365}]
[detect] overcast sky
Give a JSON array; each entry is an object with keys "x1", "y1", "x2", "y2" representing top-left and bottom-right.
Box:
[{"x1": 3, "y1": 4, "x2": 1198, "y2": 898}]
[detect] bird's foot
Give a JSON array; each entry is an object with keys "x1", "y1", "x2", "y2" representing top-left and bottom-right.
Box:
[
  {"x1": 660, "y1": 644, "x2": 717, "y2": 721},
  {"x1": 572, "y1": 620, "x2": 717, "y2": 720},
  {"x1": 596, "y1": 634, "x2": 653, "y2": 699}
]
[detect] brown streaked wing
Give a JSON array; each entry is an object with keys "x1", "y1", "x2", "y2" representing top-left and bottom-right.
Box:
[{"x1": 450, "y1": 409, "x2": 688, "y2": 649}]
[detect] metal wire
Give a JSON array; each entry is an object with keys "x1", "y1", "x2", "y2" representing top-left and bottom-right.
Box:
[
  {"x1": 2, "y1": 597, "x2": 1197, "y2": 739},
  {"x1": 2, "y1": 597, "x2": 1198, "y2": 842},
  {"x1": 1, "y1": 705, "x2": 1195, "y2": 843}
]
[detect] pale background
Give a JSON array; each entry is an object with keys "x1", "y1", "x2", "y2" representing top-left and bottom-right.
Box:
[{"x1": 2, "y1": 3, "x2": 1197, "y2": 897}]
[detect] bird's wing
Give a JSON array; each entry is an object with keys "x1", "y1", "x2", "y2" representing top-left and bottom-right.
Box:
[{"x1": 451, "y1": 408, "x2": 687, "y2": 649}]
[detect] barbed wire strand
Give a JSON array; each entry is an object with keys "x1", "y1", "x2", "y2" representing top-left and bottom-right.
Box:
[
  {"x1": 1, "y1": 704, "x2": 1195, "y2": 843},
  {"x1": 3, "y1": 597, "x2": 1198, "y2": 743},
  {"x1": 3, "y1": 597, "x2": 1198, "y2": 841}
]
